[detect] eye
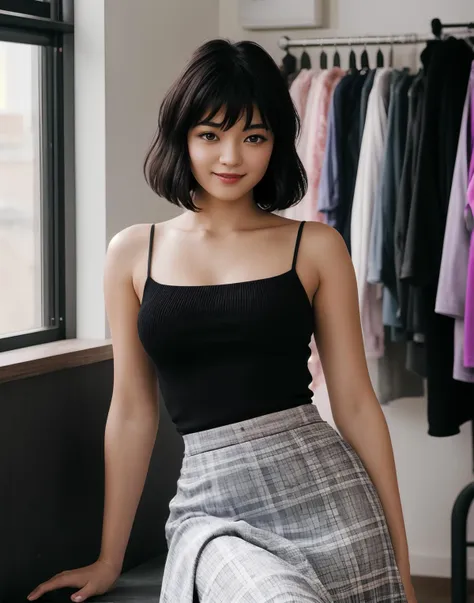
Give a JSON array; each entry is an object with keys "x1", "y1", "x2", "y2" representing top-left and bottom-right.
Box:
[
  {"x1": 245, "y1": 134, "x2": 267, "y2": 144},
  {"x1": 199, "y1": 132, "x2": 218, "y2": 142}
]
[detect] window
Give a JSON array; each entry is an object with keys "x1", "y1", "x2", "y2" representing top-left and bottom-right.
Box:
[{"x1": 0, "y1": 1, "x2": 73, "y2": 352}]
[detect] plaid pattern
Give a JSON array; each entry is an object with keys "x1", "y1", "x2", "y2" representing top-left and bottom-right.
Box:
[{"x1": 160, "y1": 404, "x2": 407, "y2": 602}]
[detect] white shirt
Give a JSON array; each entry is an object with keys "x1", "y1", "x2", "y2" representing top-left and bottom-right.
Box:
[{"x1": 350, "y1": 69, "x2": 392, "y2": 359}]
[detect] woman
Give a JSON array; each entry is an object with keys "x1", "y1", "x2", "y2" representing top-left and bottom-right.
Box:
[{"x1": 28, "y1": 39, "x2": 415, "y2": 603}]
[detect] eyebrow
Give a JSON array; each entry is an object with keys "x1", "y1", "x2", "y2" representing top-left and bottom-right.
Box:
[{"x1": 196, "y1": 119, "x2": 268, "y2": 131}]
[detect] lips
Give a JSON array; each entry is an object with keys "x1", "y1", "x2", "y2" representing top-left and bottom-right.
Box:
[{"x1": 213, "y1": 172, "x2": 244, "y2": 184}]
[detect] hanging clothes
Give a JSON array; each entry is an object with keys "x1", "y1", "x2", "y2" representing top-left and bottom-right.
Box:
[
  {"x1": 338, "y1": 71, "x2": 371, "y2": 252},
  {"x1": 365, "y1": 68, "x2": 424, "y2": 402},
  {"x1": 394, "y1": 70, "x2": 427, "y2": 377},
  {"x1": 318, "y1": 71, "x2": 370, "y2": 251},
  {"x1": 344, "y1": 68, "x2": 377, "y2": 258},
  {"x1": 400, "y1": 38, "x2": 474, "y2": 437},
  {"x1": 368, "y1": 70, "x2": 407, "y2": 297},
  {"x1": 284, "y1": 70, "x2": 318, "y2": 222},
  {"x1": 336, "y1": 69, "x2": 376, "y2": 253},
  {"x1": 294, "y1": 71, "x2": 324, "y2": 207},
  {"x1": 289, "y1": 68, "x2": 315, "y2": 127},
  {"x1": 464, "y1": 67, "x2": 474, "y2": 368},
  {"x1": 380, "y1": 70, "x2": 414, "y2": 331},
  {"x1": 317, "y1": 95, "x2": 339, "y2": 227},
  {"x1": 350, "y1": 68, "x2": 392, "y2": 359},
  {"x1": 435, "y1": 64, "x2": 474, "y2": 383},
  {"x1": 299, "y1": 68, "x2": 345, "y2": 223},
  {"x1": 394, "y1": 71, "x2": 424, "y2": 327},
  {"x1": 359, "y1": 70, "x2": 377, "y2": 143},
  {"x1": 317, "y1": 74, "x2": 356, "y2": 229},
  {"x1": 367, "y1": 327, "x2": 424, "y2": 405},
  {"x1": 465, "y1": 197, "x2": 474, "y2": 368}
]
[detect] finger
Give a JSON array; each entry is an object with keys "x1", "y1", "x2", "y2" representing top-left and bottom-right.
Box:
[
  {"x1": 27, "y1": 575, "x2": 71, "y2": 600},
  {"x1": 71, "y1": 583, "x2": 94, "y2": 602}
]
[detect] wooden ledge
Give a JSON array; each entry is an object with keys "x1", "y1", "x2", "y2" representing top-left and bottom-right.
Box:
[{"x1": 0, "y1": 339, "x2": 113, "y2": 384}]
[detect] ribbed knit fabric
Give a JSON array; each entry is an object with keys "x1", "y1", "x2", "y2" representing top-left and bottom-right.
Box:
[{"x1": 137, "y1": 221, "x2": 314, "y2": 435}]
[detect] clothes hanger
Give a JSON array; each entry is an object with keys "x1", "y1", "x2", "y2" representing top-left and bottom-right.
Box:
[
  {"x1": 376, "y1": 47, "x2": 384, "y2": 67},
  {"x1": 319, "y1": 41, "x2": 328, "y2": 70},
  {"x1": 300, "y1": 41, "x2": 312, "y2": 69},
  {"x1": 361, "y1": 43, "x2": 370, "y2": 70},
  {"x1": 282, "y1": 48, "x2": 297, "y2": 75},
  {"x1": 333, "y1": 42, "x2": 341, "y2": 67},
  {"x1": 349, "y1": 41, "x2": 357, "y2": 70},
  {"x1": 388, "y1": 37, "x2": 394, "y2": 67}
]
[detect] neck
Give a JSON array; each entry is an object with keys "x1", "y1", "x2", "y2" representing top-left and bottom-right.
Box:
[{"x1": 181, "y1": 189, "x2": 266, "y2": 234}]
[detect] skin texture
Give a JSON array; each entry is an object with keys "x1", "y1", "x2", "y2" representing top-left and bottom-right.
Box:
[
  {"x1": 187, "y1": 109, "x2": 274, "y2": 207},
  {"x1": 27, "y1": 107, "x2": 416, "y2": 603}
]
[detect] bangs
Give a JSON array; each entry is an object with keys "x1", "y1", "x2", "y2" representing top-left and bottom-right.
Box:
[{"x1": 186, "y1": 72, "x2": 271, "y2": 132}]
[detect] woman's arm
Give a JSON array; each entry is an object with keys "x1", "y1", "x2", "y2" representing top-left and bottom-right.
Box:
[
  {"x1": 305, "y1": 223, "x2": 414, "y2": 599},
  {"x1": 98, "y1": 226, "x2": 160, "y2": 572}
]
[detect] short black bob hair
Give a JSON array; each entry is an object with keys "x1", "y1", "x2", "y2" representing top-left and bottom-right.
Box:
[{"x1": 143, "y1": 38, "x2": 307, "y2": 212}]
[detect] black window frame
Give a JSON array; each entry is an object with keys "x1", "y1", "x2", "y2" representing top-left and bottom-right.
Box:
[{"x1": 0, "y1": 1, "x2": 74, "y2": 352}]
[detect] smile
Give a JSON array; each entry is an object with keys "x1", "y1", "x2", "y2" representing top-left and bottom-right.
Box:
[{"x1": 213, "y1": 173, "x2": 244, "y2": 184}]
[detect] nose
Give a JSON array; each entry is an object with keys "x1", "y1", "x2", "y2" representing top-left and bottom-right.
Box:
[{"x1": 219, "y1": 140, "x2": 243, "y2": 167}]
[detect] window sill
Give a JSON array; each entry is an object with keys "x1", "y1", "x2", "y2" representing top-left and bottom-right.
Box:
[{"x1": 0, "y1": 339, "x2": 113, "y2": 384}]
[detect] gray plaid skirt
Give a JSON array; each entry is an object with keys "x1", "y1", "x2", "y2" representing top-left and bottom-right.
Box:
[{"x1": 159, "y1": 404, "x2": 407, "y2": 602}]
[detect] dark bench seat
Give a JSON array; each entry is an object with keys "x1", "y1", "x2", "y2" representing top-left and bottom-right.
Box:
[{"x1": 89, "y1": 555, "x2": 166, "y2": 603}]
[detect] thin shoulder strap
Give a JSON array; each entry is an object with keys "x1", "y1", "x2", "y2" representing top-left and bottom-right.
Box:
[
  {"x1": 147, "y1": 224, "x2": 155, "y2": 278},
  {"x1": 292, "y1": 221, "x2": 306, "y2": 270}
]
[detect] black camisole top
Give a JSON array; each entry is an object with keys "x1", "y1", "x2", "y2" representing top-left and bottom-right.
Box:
[{"x1": 137, "y1": 221, "x2": 314, "y2": 435}]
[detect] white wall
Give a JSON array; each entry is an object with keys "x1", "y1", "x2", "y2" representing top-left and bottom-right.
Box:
[
  {"x1": 219, "y1": 0, "x2": 474, "y2": 578},
  {"x1": 104, "y1": 0, "x2": 219, "y2": 241},
  {"x1": 74, "y1": 0, "x2": 219, "y2": 338},
  {"x1": 74, "y1": 0, "x2": 107, "y2": 339}
]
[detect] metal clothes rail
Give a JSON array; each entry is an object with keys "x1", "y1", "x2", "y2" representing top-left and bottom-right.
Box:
[{"x1": 278, "y1": 17, "x2": 473, "y2": 51}]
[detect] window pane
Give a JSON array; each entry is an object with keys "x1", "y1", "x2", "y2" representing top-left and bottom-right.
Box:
[
  {"x1": 0, "y1": 2, "x2": 49, "y2": 20},
  {"x1": 0, "y1": 41, "x2": 44, "y2": 338}
]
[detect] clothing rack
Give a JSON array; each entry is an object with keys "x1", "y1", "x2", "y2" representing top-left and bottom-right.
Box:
[
  {"x1": 279, "y1": 18, "x2": 474, "y2": 602},
  {"x1": 278, "y1": 19, "x2": 473, "y2": 51},
  {"x1": 278, "y1": 33, "x2": 431, "y2": 50},
  {"x1": 431, "y1": 18, "x2": 474, "y2": 38}
]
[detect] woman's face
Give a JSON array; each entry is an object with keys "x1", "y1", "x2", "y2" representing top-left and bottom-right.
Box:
[{"x1": 187, "y1": 106, "x2": 274, "y2": 204}]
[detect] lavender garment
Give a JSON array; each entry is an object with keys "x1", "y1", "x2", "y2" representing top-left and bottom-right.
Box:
[
  {"x1": 465, "y1": 139, "x2": 474, "y2": 367},
  {"x1": 317, "y1": 97, "x2": 339, "y2": 226},
  {"x1": 435, "y1": 63, "x2": 474, "y2": 381}
]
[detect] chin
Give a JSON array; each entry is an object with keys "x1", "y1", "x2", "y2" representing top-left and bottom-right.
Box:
[{"x1": 206, "y1": 184, "x2": 255, "y2": 203}]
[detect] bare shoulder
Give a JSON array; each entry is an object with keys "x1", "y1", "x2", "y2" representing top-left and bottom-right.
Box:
[
  {"x1": 300, "y1": 222, "x2": 357, "y2": 314},
  {"x1": 303, "y1": 220, "x2": 346, "y2": 249},
  {"x1": 105, "y1": 223, "x2": 158, "y2": 303},
  {"x1": 107, "y1": 222, "x2": 153, "y2": 255},
  {"x1": 302, "y1": 221, "x2": 350, "y2": 272},
  {"x1": 106, "y1": 220, "x2": 180, "y2": 298}
]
